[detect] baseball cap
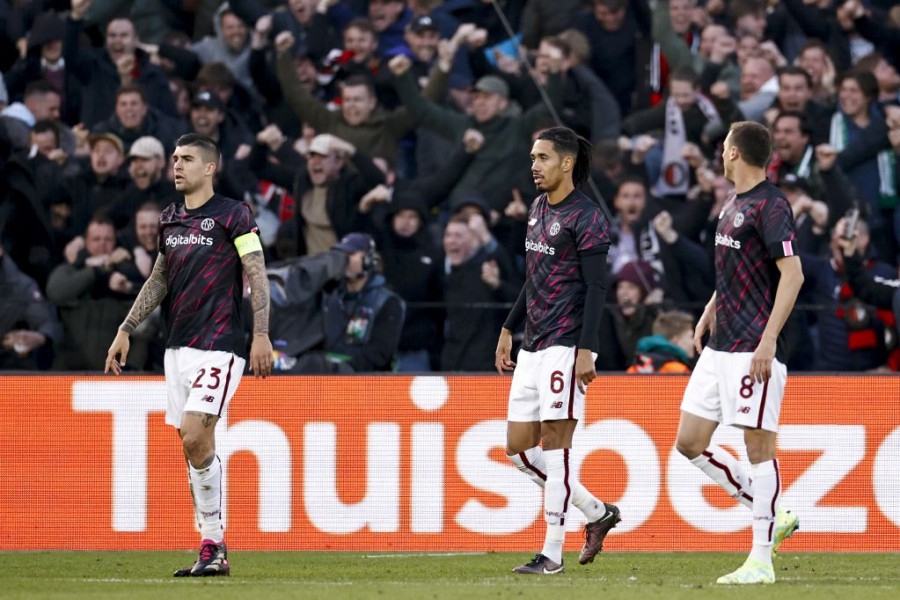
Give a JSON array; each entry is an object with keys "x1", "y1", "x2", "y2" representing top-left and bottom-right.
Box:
[
  {"x1": 88, "y1": 132, "x2": 124, "y2": 155},
  {"x1": 191, "y1": 90, "x2": 225, "y2": 111},
  {"x1": 473, "y1": 75, "x2": 509, "y2": 99},
  {"x1": 410, "y1": 15, "x2": 438, "y2": 34},
  {"x1": 332, "y1": 232, "x2": 374, "y2": 253},
  {"x1": 128, "y1": 136, "x2": 165, "y2": 159},
  {"x1": 308, "y1": 134, "x2": 335, "y2": 156}
]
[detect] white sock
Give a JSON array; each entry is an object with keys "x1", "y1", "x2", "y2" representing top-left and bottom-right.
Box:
[
  {"x1": 689, "y1": 445, "x2": 754, "y2": 508},
  {"x1": 509, "y1": 447, "x2": 606, "y2": 522},
  {"x1": 749, "y1": 459, "x2": 779, "y2": 566},
  {"x1": 189, "y1": 455, "x2": 224, "y2": 543},
  {"x1": 541, "y1": 448, "x2": 571, "y2": 563}
]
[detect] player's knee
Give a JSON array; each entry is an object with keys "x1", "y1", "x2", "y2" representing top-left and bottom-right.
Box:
[
  {"x1": 675, "y1": 437, "x2": 703, "y2": 460},
  {"x1": 181, "y1": 433, "x2": 213, "y2": 467}
]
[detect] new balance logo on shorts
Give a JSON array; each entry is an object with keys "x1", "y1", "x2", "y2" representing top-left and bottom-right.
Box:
[
  {"x1": 551, "y1": 401, "x2": 563, "y2": 409},
  {"x1": 737, "y1": 406, "x2": 751, "y2": 413}
]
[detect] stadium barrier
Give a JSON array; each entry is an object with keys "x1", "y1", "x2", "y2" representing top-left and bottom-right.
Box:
[{"x1": 1, "y1": 375, "x2": 898, "y2": 552}]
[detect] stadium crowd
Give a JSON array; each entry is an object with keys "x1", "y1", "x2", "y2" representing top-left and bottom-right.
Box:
[{"x1": 1, "y1": 0, "x2": 899, "y2": 374}]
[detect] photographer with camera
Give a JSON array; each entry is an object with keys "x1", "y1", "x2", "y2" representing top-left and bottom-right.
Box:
[{"x1": 290, "y1": 232, "x2": 405, "y2": 373}]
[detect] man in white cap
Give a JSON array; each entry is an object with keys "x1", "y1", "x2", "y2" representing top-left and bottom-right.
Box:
[{"x1": 107, "y1": 135, "x2": 176, "y2": 232}]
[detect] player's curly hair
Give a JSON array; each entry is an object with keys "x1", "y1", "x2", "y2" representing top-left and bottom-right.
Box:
[{"x1": 536, "y1": 126, "x2": 592, "y2": 188}]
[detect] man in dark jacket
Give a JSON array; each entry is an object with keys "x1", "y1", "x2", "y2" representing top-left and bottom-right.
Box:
[
  {"x1": 249, "y1": 131, "x2": 386, "y2": 257},
  {"x1": 389, "y1": 51, "x2": 563, "y2": 210},
  {"x1": 92, "y1": 84, "x2": 186, "y2": 155},
  {"x1": 65, "y1": 1, "x2": 177, "y2": 127},
  {"x1": 0, "y1": 132, "x2": 69, "y2": 289},
  {"x1": 0, "y1": 242, "x2": 62, "y2": 370},
  {"x1": 373, "y1": 191, "x2": 444, "y2": 371},
  {"x1": 3, "y1": 11, "x2": 81, "y2": 127},
  {"x1": 59, "y1": 132, "x2": 130, "y2": 237},
  {"x1": 46, "y1": 216, "x2": 146, "y2": 370},
  {"x1": 294, "y1": 232, "x2": 405, "y2": 373},
  {"x1": 441, "y1": 213, "x2": 521, "y2": 371}
]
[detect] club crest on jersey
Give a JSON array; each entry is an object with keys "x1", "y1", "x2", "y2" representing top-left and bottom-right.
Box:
[
  {"x1": 549, "y1": 222, "x2": 561, "y2": 236},
  {"x1": 200, "y1": 218, "x2": 215, "y2": 231},
  {"x1": 732, "y1": 213, "x2": 744, "y2": 227}
]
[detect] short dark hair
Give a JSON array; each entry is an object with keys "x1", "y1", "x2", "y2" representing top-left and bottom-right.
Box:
[
  {"x1": 23, "y1": 80, "x2": 60, "y2": 100},
  {"x1": 342, "y1": 74, "x2": 376, "y2": 98},
  {"x1": 838, "y1": 70, "x2": 879, "y2": 102},
  {"x1": 777, "y1": 65, "x2": 812, "y2": 89},
  {"x1": 594, "y1": 0, "x2": 626, "y2": 11},
  {"x1": 670, "y1": 65, "x2": 699, "y2": 88},
  {"x1": 345, "y1": 17, "x2": 376, "y2": 37},
  {"x1": 535, "y1": 126, "x2": 593, "y2": 188},
  {"x1": 31, "y1": 119, "x2": 60, "y2": 146},
  {"x1": 729, "y1": 121, "x2": 772, "y2": 168},
  {"x1": 115, "y1": 83, "x2": 148, "y2": 104},
  {"x1": 175, "y1": 133, "x2": 220, "y2": 166},
  {"x1": 772, "y1": 110, "x2": 812, "y2": 138},
  {"x1": 197, "y1": 62, "x2": 236, "y2": 91}
]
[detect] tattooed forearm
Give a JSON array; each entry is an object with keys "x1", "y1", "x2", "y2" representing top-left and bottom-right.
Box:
[
  {"x1": 241, "y1": 250, "x2": 270, "y2": 335},
  {"x1": 121, "y1": 254, "x2": 168, "y2": 334}
]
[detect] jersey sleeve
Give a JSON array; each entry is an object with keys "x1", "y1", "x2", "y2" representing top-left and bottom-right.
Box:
[
  {"x1": 573, "y1": 206, "x2": 612, "y2": 254},
  {"x1": 224, "y1": 201, "x2": 260, "y2": 240},
  {"x1": 759, "y1": 195, "x2": 797, "y2": 259}
]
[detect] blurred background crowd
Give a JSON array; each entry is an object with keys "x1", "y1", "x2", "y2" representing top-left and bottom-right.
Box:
[{"x1": 1, "y1": 0, "x2": 899, "y2": 374}]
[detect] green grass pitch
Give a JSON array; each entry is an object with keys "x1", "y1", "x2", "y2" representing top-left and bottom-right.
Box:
[{"x1": 0, "y1": 551, "x2": 898, "y2": 599}]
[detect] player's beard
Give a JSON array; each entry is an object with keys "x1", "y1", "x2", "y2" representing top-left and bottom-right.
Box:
[{"x1": 175, "y1": 178, "x2": 197, "y2": 194}]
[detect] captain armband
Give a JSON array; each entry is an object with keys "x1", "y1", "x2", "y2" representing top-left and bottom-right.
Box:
[{"x1": 234, "y1": 232, "x2": 263, "y2": 257}]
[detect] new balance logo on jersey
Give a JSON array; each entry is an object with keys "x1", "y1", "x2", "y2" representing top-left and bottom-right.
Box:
[
  {"x1": 715, "y1": 233, "x2": 741, "y2": 250},
  {"x1": 525, "y1": 239, "x2": 556, "y2": 255},
  {"x1": 165, "y1": 233, "x2": 214, "y2": 248}
]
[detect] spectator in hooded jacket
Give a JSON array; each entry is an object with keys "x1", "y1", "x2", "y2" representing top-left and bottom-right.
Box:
[
  {"x1": 3, "y1": 11, "x2": 82, "y2": 127},
  {"x1": 192, "y1": 4, "x2": 256, "y2": 96},
  {"x1": 64, "y1": 0, "x2": 177, "y2": 127},
  {"x1": 596, "y1": 259, "x2": 661, "y2": 371}
]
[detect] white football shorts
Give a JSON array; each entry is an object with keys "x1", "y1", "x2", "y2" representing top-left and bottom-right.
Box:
[
  {"x1": 507, "y1": 345, "x2": 595, "y2": 422},
  {"x1": 680, "y1": 347, "x2": 786, "y2": 432},
  {"x1": 164, "y1": 347, "x2": 246, "y2": 428}
]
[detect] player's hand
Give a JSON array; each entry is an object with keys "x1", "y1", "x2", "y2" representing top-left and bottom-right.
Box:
[
  {"x1": 495, "y1": 328, "x2": 515, "y2": 373},
  {"x1": 574, "y1": 348, "x2": 596, "y2": 394},
  {"x1": 750, "y1": 336, "x2": 776, "y2": 384},
  {"x1": 105, "y1": 329, "x2": 130, "y2": 375},
  {"x1": 250, "y1": 333, "x2": 274, "y2": 378}
]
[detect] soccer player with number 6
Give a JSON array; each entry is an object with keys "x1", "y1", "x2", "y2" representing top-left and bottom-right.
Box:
[
  {"x1": 104, "y1": 134, "x2": 273, "y2": 577},
  {"x1": 676, "y1": 121, "x2": 804, "y2": 585},
  {"x1": 496, "y1": 126, "x2": 620, "y2": 575}
]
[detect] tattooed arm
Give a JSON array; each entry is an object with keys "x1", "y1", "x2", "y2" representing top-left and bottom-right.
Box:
[
  {"x1": 105, "y1": 253, "x2": 169, "y2": 374},
  {"x1": 241, "y1": 249, "x2": 273, "y2": 377}
]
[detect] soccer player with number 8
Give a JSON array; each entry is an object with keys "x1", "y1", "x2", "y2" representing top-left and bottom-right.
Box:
[{"x1": 676, "y1": 122, "x2": 805, "y2": 585}]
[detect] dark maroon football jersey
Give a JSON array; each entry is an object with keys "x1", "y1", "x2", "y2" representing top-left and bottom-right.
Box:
[
  {"x1": 158, "y1": 194, "x2": 258, "y2": 356},
  {"x1": 712, "y1": 180, "x2": 797, "y2": 360},
  {"x1": 522, "y1": 189, "x2": 611, "y2": 351}
]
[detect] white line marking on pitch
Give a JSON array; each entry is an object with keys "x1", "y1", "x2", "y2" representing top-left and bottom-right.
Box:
[{"x1": 363, "y1": 552, "x2": 489, "y2": 559}]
